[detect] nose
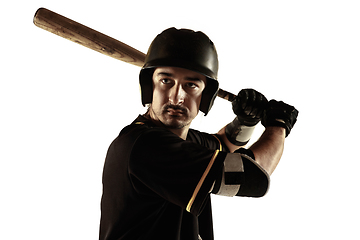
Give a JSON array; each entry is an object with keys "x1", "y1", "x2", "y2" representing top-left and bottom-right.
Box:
[{"x1": 169, "y1": 83, "x2": 185, "y2": 105}]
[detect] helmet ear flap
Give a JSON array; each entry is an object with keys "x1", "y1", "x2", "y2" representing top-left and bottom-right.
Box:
[
  {"x1": 139, "y1": 68, "x2": 155, "y2": 106},
  {"x1": 200, "y1": 78, "x2": 219, "y2": 116}
]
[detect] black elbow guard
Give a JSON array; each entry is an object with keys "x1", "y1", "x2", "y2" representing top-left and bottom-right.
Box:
[{"x1": 212, "y1": 148, "x2": 269, "y2": 197}]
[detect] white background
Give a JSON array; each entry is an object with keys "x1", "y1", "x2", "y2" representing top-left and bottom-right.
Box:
[{"x1": 1, "y1": 0, "x2": 359, "y2": 239}]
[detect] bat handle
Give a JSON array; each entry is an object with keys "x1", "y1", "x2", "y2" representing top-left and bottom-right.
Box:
[{"x1": 217, "y1": 88, "x2": 236, "y2": 102}]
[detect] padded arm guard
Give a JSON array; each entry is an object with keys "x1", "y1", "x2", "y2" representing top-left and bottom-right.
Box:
[
  {"x1": 225, "y1": 117, "x2": 257, "y2": 146},
  {"x1": 211, "y1": 148, "x2": 269, "y2": 197}
]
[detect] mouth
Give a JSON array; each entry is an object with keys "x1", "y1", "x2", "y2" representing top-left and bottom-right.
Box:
[
  {"x1": 167, "y1": 108, "x2": 184, "y2": 116},
  {"x1": 164, "y1": 105, "x2": 187, "y2": 117}
]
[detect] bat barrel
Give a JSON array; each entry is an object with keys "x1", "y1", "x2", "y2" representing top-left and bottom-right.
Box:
[{"x1": 34, "y1": 8, "x2": 146, "y2": 67}]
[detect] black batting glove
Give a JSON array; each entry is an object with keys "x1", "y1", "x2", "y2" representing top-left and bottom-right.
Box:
[
  {"x1": 226, "y1": 89, "x2": 268, "y2": 146},
  {"x1": 261, "y1": 100, "x2": 299, "y2": 137},
  {"x1": 232, "y1": 89, "x2": 268, "y2": 126}
]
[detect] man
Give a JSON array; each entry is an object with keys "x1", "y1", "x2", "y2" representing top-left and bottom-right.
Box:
[{"x1": 99, "y1": 28, "x2": 298, "y2": 240}]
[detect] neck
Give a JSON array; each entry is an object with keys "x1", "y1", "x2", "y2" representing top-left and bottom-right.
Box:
[{"x1": 169, "y1": 127, "x2": 189, "y2": 140}]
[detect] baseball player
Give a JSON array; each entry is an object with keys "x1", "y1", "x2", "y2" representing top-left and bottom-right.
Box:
[{"x1": 99, "y1": 27, "x2": 298, "y2": 240}]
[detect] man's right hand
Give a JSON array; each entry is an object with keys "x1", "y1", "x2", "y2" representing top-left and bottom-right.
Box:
[{"x1": 232, "y1": 89, "x2": 268, "y2": 126}]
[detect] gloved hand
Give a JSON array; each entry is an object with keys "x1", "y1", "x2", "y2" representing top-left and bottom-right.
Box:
[
  {"x1": 261, "y1": 100, "x2": 299, "y2": 137},
  {"x1": 226, "y1": 89, "x2": 268, "y2": 146},
  {"x1": 232, "y1": 89, "x2": 268, "y2": 126}
]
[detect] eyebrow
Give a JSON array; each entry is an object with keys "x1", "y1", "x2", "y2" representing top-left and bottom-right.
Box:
[{"x1": 156, "y1": 72, "x2": 204, "y2": 82}]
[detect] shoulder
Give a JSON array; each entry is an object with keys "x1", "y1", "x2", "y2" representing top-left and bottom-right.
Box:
[
  {"x1": 187, "y1": 129, "x2": 223, "y2": 151},
  {"x1": 118, "y1": 116, "x2": 184, "y2": 152}
]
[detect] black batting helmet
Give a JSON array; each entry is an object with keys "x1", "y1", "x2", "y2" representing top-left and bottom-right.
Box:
[{"x1": 139, "y1": 27, "x2": 219, "y2": 115}]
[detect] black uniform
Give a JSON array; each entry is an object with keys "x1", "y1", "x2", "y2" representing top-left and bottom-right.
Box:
[{"x1": 99, "y1": 115, "x2": 267, "y2": 240}]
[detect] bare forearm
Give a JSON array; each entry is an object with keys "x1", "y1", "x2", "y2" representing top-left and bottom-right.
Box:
[{"x1": 249, "y1": 127, "x2": 285, "y2": 175}]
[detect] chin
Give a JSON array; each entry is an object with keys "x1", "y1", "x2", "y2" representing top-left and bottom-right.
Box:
[{"x1": 163, "y1": 117, "x2": 191, "y2": 129}]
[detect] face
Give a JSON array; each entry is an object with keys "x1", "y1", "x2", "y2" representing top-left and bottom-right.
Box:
[{"x1": 149, "y1": 66, "x2": 206, "y2": 130}]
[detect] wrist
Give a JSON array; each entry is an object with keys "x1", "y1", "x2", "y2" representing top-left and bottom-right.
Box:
[
  {"x1": 238, "y1": 116, "x2": 261, "y2": 127},
  {"x1": 264, "y1": 126, "x2": 286, "y2": 138}
]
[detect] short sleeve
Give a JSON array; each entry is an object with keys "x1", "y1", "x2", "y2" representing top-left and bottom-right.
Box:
[{"x1": 129, "y1": 128, "x2": 226, "y2": 216}]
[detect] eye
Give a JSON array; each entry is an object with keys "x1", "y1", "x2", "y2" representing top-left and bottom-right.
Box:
[
  {"x1": 160, "y1": 78, "x2": 172, "y2": 84},
  {"x1": 185, "y1": 82, "x2": 199, "y2": 89}
]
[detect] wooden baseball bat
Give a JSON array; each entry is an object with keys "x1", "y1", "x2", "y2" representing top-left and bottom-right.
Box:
[{"x1": 33, "y1": 8, "x2": 236, "y2": 102}]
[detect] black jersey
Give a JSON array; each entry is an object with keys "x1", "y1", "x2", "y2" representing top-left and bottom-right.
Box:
[
  {"x1": 99, "y1": 115, "x2": 228, "y2": 240},
  {"x1": 99, "y1": 115, "x2": 270, "y2": 240}
]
